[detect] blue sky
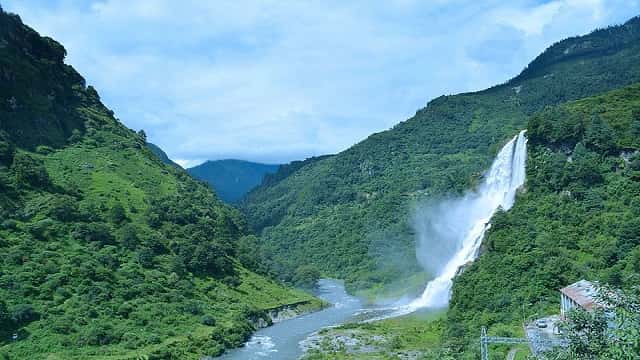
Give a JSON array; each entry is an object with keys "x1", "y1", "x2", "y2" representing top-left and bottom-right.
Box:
[{"x1": 2, "y1": 1, "x2": 639, "y2": 167}]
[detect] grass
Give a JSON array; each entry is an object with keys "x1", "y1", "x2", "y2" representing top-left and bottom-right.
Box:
[{"x1": 302, "y1": 309, "x2": 448, "y2": 359}]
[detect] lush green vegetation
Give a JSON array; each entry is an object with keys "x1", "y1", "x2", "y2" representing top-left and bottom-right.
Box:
[
  {"x1": 188, "y1": 160, "x2": 280, "y2": 203},
  {"x1": 446, "y1": 83, "x2": 640, "y2": 358},
  {"x1": 241, "y1": 16, "x2": 640, "y2": 293},
  {"x1": 0, "y1": 9, "x2": 321, "y2": 359}
]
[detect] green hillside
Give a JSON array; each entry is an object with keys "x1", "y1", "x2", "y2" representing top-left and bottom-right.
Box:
[
  {"x1": 241, "y1": 16, "x2": 640, "y2": 293},
  {"x1": 146, "y1": 142, "x2": 181, "y2": 168},
  {"x1": 188, "y1": 160, "x2": 280, "y2": 203},
  {"x1": 446, "y1": 83, "x2": 640, "y2": 357},
  {"x1": 0, "y1": 9, "x2": 320, "y2": 359}
]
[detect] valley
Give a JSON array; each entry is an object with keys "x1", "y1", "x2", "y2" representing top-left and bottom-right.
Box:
[{"x1": 1, "y1": 3, "x2": 640, "y2": 360}]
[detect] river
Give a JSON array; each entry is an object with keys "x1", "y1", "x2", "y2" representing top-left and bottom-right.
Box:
[{"x1": 220, "y1": 279, "x2": 364, "y2": 360}]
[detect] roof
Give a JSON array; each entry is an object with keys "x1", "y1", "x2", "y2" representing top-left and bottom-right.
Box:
[{"x1": 560, "y1": 280, "x2": 599, "y2": 311}]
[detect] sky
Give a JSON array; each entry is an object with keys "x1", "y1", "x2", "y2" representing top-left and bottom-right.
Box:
[{"x1": 2, "y1": 1, "x2": 639, "y2": 167}]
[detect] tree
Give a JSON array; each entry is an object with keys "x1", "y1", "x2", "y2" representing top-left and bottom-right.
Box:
[
  {"x1": 73, "y1": 223, "x2": 115, "y2": 245},
  {"x1": 48, "y1": 195, "x2": 79, "y2": 221},
  {"x1": 11, "y1": 152, "x2": 49, "y2": 188},
  {"x1": 293, "y1": 265, "x2": 320, "y2": 289},
  {"x1": 137, "y1": 130, "x2": 147, "y2": 142},
  {"x1": 584, "y1": 114, "x2": 617, "y2": 154},
  {"x1": 108, "y1": 203, "x2": 127, "y2": 224},
  {"x1": 0, "y1": 300, "x2": 12, "y2": 336},
  {"x1": 117, "y1": 224, "x2": 139, "y2": 250},
  {"x1": 10, "y1": 304, "x2": 39, "y2": 327}
]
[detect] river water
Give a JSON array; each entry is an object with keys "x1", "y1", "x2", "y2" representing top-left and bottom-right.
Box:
[{"x1": 220, "y1": 279, "x2": 364, "y2": 360}]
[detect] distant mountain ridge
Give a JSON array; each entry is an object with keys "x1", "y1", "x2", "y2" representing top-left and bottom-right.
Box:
[{"x1": 188, "y1": 159, "x2": 280, "y2": 203}]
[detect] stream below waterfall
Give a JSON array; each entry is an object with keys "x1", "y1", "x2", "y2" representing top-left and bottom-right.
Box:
[{"x1": 220, "y1": 279, "x2": 367, "y2": 360}]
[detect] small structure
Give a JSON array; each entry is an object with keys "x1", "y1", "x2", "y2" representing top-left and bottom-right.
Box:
[{"x1": 560, "y1": 280, "x2": 599, "y2": 318}]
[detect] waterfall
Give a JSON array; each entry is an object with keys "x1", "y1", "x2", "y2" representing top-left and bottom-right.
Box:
[
  {"x1": 408, "y1": 130, "x2": 527, "y2": 310},
  {"x1": 365, "y1": 130, "x2": 527, "y2": 320}
]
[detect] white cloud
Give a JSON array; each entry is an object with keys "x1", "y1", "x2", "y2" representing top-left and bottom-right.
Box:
[{"x1": 2, "y1": 0, "x2": 639, "y2": 164}]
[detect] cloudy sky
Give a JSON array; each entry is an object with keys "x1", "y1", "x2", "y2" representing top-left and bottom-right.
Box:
[{"x1": 2, "y1": 1, "x2": 639, "y2": 167}]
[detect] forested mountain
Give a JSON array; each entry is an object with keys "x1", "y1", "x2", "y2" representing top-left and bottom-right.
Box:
[
  {"x1": 188, "y1": 160, "x2": 279, "y2": 203},
  {"x1": 241, "y1": 16, "x2": 640, "y2": 293},
  {"x1": 447, "y1": 83, "x2": 640, "y2": 358},
  {"x1": 0, "y1": 9, "x2": 320, "y2": 359}
]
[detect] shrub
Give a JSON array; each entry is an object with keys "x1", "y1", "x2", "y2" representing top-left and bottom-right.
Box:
[
  {"x1": 136, "y1": 248, "x2": 155, "y2": 268},
  {"x1": 26, "y1": 218, "x2": 56, "y2": 240},
  {"x1": 67, "y1": 129, "x2": 82, "y2": 144},
  {"x1": 0, "y1": 219, "x2": 17, "y2": 230},
  {"x1": 79, "y1": 323, "x2": 120, "y2": 346},
  {"x1": 10, "y1": 304, "x2": 39, "y2": 326},
  {"x1": 201, "y1": 315, "x2": 216, "y2": 326},
  {"x1": 72, "y1": 223, "x2": 115, "y2": 245},
  {"x1": 35, "y1": 145, "x2": 53, "y2": 155},
  {"x1": 117, "y1": 224, "x2": 138, "y2": 250},
  {"x1": 0, "y1": 300, "x2": 12, "y2": 335},
  {"x1": 47, "y1": 195, "x2": 79, "y2": 221},
  {"x1": 11, "y1": 153, "x2": 49, "y2": 188},
  {"x1": 108, "y1": 203, "x2": 127, "y2": 224}
]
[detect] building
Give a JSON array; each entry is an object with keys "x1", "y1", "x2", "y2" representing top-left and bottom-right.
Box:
[{"x1": 560, "y1": 280, "x2": 599, "y2": 318}]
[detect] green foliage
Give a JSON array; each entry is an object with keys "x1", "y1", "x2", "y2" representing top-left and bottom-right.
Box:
[
  {"x1": 0, "y1": 300, "x2": 11, "y2": 337},
  {"x1": 0, "y1": 130, "x2": 14, "y2": 165},
  {"x1": 107, "y1": 202, "x2": 127, "y2": 224},
  {"x1": 11, "y1": 152, "x2": 49, "y2": 188},
  {"x1": 47, "y1": 195, "x2": 79, "y2": 221},
  {"x1": 446, "y1": 84, "x2": 640, "y2": 356},
  {"x1": 0, "y1": 8, "x2": 321, "y2": 359},
  {"x1": 10, "y1": 304, "x2": 39, "y2": 327},
  {"x1": 201, "y1": 315, "x2": 216, "y2": 327},
  {"x1": 293, "y1": 265, "x2": 321, "y2": 289},
  {"x1": 242, "y1": 15, "x2": 640, "y2": 293}
]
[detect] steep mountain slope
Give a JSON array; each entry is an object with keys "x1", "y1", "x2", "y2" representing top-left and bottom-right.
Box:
[
  {"x1": 295, "y1": 83, "x2": 640, "y2": 360},
  {"x1": 0, "y1": 9, "x2": 320, "y2": 359},
  {"x1": 188, "y1": 160, "x2": 279, "y2": 203},
  {"x1": 447, "y1": 83, "x2": 640, "y2": 357},
  {"x1": 241, "y1": 16, "x2": 640, "y2": 292},
  {"x1": 146, "y1": 142, "x2": 181, "y2": 168}
]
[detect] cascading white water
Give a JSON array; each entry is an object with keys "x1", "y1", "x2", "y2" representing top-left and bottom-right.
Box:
[
  {"x1": 364, "y1": 130, "x2": 527, "y2": 320},
  {"x1": 409, "y1": 129, "x2": 527, "y2": 310}
]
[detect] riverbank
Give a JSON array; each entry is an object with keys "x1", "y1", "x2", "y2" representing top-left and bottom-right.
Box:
[
  {"x1": 300, "y1": 309, "x2": 448, "y2": 359},
  {"x1": 220, "y1": 279, "x2": 365, "y2": 360},
  {"x1": 254, "y1": 299, "x2": 329, "y2": 329}
]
